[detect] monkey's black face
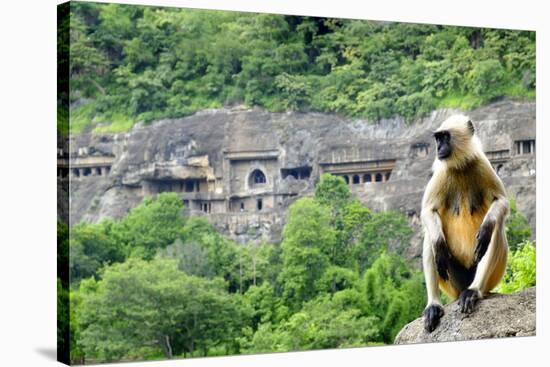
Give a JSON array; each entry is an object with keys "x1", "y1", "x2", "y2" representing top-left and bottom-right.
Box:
[{"x1": 434, "y1": 131, "x2": 452, "y2": 160}]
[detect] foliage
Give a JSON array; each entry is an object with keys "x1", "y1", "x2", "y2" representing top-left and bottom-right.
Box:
[
  {"x1": 505, "y1": 198, "x2": 532, "y2": 251},
  {"x1": 355, "y1": 211, "x2": 413, "y2": 272},
  {"x1": 57, "y1": 221, "x2": 70, "y2": 286},
  {"x1": 314, "y1": 173, "x2": 352, "y2": 209},
  {"x1": 362, "y1": 253, "x2": 426, "y2": 342},
  {"x1": 177, "y1": 216, "x2": 240, "y2": 292},
  {"x1": 57, "y1": 278, "x2": 70, "y2": 363},
  {"x1": 68, "y1": 3, "x2": 535, "y2": 132},
  {"x1": 241, "y1": 291, "x2": 380, "y2": 353},
  {"x1": 65, "y1": 174, "x2": 534, "y2": 363},
  {"x1": 76, "y1": 258, "x2": 251, "y2": 361},
  {"x1": 496, "y1": 241, "x2": 536, "y2": 294},
  {"x1": 69, "y1": 220, "x2": 125, "y2": 284},
  {"x1": 279, "y1": 197, "x2": 335, "y2": 310},
  {"x1": 69, "y1": 193, "x2": 185, "y2": 283},
  {"x1": 119, "y1": 192, "x2": 185, "y2": 259}
]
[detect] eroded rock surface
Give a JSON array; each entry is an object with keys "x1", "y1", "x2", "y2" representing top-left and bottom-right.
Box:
[
  {"x1": 60, "y1": 100, "x2": 536, "y2": 249},
  {"x1": 394, "y1": 287, "x2": 536, "y2": 344}
]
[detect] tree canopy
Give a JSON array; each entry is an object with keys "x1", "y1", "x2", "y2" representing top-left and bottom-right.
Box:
[
  {"x1": 65, "y1": 176, "x2": 426, "y2": 362},
  {"x1": 67, "y1": 3, "x2": 535, "y2": 133}
]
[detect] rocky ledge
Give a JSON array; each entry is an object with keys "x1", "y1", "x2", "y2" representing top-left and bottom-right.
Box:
[{"x1": 394, "y1": 287, "x2": 536, "y2": 344}]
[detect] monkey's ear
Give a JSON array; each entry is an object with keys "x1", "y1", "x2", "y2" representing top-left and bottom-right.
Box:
[{"x1": 467, "y1": 120, "x2": 475, "y2": 135}]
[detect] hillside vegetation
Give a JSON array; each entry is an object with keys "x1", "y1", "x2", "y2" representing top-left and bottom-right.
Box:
[
  {"x1": 58, "y1": 174, "x2": 535, "y2": 363},
  {"x1": 61, "y1": 2, "x2": 535, "y2": 133}
]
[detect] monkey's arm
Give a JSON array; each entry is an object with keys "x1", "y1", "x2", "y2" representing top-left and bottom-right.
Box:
[
  {"x1": 460, "y1": 193, "x2": 509, "y2": 313},
  {"x1": 422, "y1": 234, "x2": 445, "y2": 332},
  {"x1": 474, "y1": 194, "x2": 509, "y2": 263},
  {"x1": 421, "y1": 206, "x2": 450, "y2": 280}
]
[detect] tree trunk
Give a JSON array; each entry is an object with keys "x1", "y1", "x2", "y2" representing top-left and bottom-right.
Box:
[
  {"x1": 165, "y1": 335, "x2": 173, "y2": 359},
  {"x1": 159, "y1": 335, "x2": 173, "y2": 359}
]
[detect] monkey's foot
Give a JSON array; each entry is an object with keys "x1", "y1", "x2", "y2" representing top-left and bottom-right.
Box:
[
  {"x1": 458, "y1": 289, "x2": 480, "y2": 314},
  {"x1": 423, "y1": 304, "x2": 444, "y2": 332}
]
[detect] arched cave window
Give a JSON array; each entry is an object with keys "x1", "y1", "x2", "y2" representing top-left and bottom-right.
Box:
[
  {"x1": 496, "y1": 164, "x2": 503, "y2": 175},
  {"x1": 375, "y1": 173, "x2": 383, "y2": 182},
  {"x1": 352, "y1": 175, "x2": 360, "y2": 184},
  {"x1": 257, "y1": 199, "x2": 263, "y2": 211},
  {"x1": 250, "y1": 169, "x2": 266, "y2": 186},
  {"x1": 385, "y1": 172, "x2": 391, "y2": 181},
  {"x1": 343, "y1": 175, "x2": 349, "y2": 184},
  {"x1": 364, "y1": 173, "x2": 372, "y2": 183}
]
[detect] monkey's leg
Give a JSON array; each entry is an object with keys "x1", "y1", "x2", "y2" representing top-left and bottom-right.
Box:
[
  {"x1": 459, "y1": 197, "x2": 509, "y2": 313},
  {"x1": 422, "y1": 235, "x2": 444, "y2": 332}
]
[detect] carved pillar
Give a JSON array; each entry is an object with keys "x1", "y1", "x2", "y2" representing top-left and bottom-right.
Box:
[{"x1": 519, "y1": 142, "x2": 523, "y2": 155}]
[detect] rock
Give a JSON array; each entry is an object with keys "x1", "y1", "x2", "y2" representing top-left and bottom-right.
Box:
[
  {"x1": 394, "y1": 287, "x2": 536, "y2": 344},
  {"x1": 64, "y1": 100, "x2": 536, "y2": 251}
]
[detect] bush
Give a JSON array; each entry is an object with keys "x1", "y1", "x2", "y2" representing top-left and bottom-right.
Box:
[
  {"x1": 496, "y1": 240, "x2": 536, "y2": 294},
  {"x1": 505, "y1": 198, "x2": 532, "y2": 251}
]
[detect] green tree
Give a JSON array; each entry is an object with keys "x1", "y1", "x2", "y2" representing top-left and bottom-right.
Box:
[
  {"x1": 243, "y1": 282, "x2": 288, "y2": 329},
  {"x1": 279, "y1": 197, "x2": 335, "y2": 310},
  {"x1": 69, "y1": 219, "x2": 125, "y2": 284},
  {"x1": 158, "y1": 238, "x2": 214, "y2": 278},
  {"x1": 355, "y1": 211, "x2": 413, "y2": 273},
  {"x1": 314, "y1": 173, "x2": 352, "y2": 209},
  {"x1": 178, "y1": 216, "x2": 241, "y2": 292},
  {"x1": 316, "y1": 265, "x2": 360, "y2": 294},
  {"x1": 466, "y1": 59, "x2": 507, "y2": 100},
  {"x1": 362, "y1": 253, "x2": 425, "y2": 343},
  {"x1": 69, "y1": 12, "x2": 109, "y2": 97},
  {"x1": 77, "y1": 258, "x2": 251, "y2": 361},
  {"x1": 119, "y1": 192, "x2": 185, "y2": 259},
  {"x1": 241, "y1": 290, "x2": 379, "y2": 353}
]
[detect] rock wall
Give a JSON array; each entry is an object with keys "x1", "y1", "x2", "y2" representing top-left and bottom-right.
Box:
[{"x1": 60, "y1": 100, "x2": 536, "y2": 253}]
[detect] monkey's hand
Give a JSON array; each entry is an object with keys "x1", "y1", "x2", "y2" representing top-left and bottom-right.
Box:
[
  {"x1": 423, "y1": 304, "x2": 444, "y2": 332},
  {"x1": 474, "y1": 219, "x2": 495, "y2": 264},
  {"x1": 434, "y1": 237, "x2": 450, "y2": 281},
  {"x1": 458, "y1": 289, "x2": 481, "y2": 314}
]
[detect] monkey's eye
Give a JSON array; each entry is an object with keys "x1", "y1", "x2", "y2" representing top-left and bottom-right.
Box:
[{"x1": 434, "y1": 131, "x2": 450, "y2": 142}]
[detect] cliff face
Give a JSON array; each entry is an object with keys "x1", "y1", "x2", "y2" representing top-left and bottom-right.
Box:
[
  {"x1": 60, "y1": 100, "x2": 536, "y2": 253},
  {"x1": 394, "y1": 287, "x2": 536, "y2": 344}
]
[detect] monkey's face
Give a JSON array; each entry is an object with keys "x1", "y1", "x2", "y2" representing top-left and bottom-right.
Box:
[
  {"x1": 434, "y1": 131, "x2": 452, "y2": 160},
  {"x1": 433, "y1": 115, "x2": 480, "y2": 169}
]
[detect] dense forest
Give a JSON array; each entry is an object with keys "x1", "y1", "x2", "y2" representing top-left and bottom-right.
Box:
[
  {"x1": 58, "y1": 174, "x2": 535, "y2": 364},
  {"x1": 61, "y1": 2, "x2": 535, "y2": 133}
]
